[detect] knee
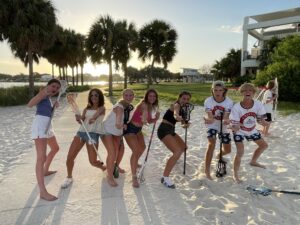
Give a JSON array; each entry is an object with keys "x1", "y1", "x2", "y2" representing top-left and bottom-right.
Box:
[
  {"x1": 236, "y1": 149, "x2": 244, "y2": 158},
  {"x1": 262, "y1": 142, "x2": 268, "y2": 150},
  {"x1": 52, "y1": 146, "x2": 59, "y2": 154},
  {"x1": 173, "y1": 149, "x2": 183, "y2": 159}
]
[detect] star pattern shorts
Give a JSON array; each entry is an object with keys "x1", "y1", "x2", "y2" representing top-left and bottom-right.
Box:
[
  {"x1": 207, "y1": 129, "x2": 231, "y2": 144},
  {"x1": 233, "y1": 132, "x2": 262, "y2": 142}
]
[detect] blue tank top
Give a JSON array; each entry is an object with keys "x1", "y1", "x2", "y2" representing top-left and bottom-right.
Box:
[{"x1": 36, "y1": 97, "x2": 52, "y2": 117}]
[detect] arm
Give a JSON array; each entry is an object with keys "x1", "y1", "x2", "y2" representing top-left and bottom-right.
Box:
[
  {"x1": 173, "y1": 103, "x2": 183, "y2": 122},
  {"x1": 115, "y1": 106, "x2": 123, "y2": 129},
  {"x1": 223, "y1": 112, "x2": 230, "y2": 125},
  {"x1": 89, "y1": 106, "x2": 105, "y2": 124},
  {"x1": 27, "y1": 86, "x2": 48, "y2": 108},
  {"x1": 203, "y1": 111, "x2": 214, "y2": 124},
  {"x1": 141, "y1": 103, "x2": 148, "y2": 125}
]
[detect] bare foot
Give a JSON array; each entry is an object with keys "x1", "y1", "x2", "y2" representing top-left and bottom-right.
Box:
[
  {"x1": 107, "y1": 176, "x2": 118, "y2": 187},
  {"x1": 132, "y1": 176, "x2": 140, "y2": 188},
  {"x1": 100, "y1": 164, "x2": 107, "y2": 171},
  {"x1": 40, "y1": 193, "x2": 58, "y2": 201},
  {"x1": 44, "y1": 171, "x2": 57, "y2": 176},
  {"x1": 205, "y1": 172, "x2": 213, "y2": 180},
  {"x1": 250, "y1": 162, "x2": 266, "y2": 169},
  {"x1": 118, "y1": 167, "x2": 125, "y2": 173},
  {"x1": 233, "y1": 175, "x2": 242, "y2": 184}
]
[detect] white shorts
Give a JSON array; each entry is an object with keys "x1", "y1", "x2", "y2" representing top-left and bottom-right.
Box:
[{"x1": 31, "y1": 115, "x2": 55, "y2": 139}]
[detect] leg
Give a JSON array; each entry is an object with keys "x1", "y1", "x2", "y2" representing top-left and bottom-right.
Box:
[
  {"x1": 115, "y1": 137, "x2": 125, "y2": 173},
  {"x1": 34, "y1": 138, "x2": 57, "y2": 201},
  {"x1": 66, "y1": 136, "x2": 85, "y2": 178},
  {"x1": 233, "y1": 142, "x2": 244, "y2": 183},
  {"x1": 86, "y1": 143, "x2": 106, "y2": 171},
  {"x1": 250, "y1": 139, "x2": 268, "y2": 168},
  {"x1": 222, "y1": 143, "x2": 231, "y2": 156},
  {"x1": 44, "y1": 135, "x2": 60, "y2": 176},
  {"x1": 101, "y1": 135, "x2": 118, "y2": 187},
  {"x1": 161, "y1": 134, "x2": 185, "y2": 177},
  {"x1": 204, "y1": 138, "x2": 216, "y2": 180}
]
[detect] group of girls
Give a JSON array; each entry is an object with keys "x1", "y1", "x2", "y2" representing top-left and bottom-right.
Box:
[{"x1": 28, "y1": 78, "x2": 270, "y2": 201}]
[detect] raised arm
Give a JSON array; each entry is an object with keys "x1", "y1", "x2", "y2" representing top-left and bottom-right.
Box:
[{"x1": 27, "y1": 87, "x2": 48, "y2": 108}]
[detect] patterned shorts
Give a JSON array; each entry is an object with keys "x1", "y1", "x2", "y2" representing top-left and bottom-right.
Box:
[
  {"x1": 233, "y1": 132, "x2": 262, "y2": 142},
  {"x1": 207, "y1": 129, "x2": 231, "y2": 144}
]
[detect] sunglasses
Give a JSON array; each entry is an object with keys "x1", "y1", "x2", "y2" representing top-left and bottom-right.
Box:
[{"x1": 90, "y1": 94, "x2": 99, "y2": 97}]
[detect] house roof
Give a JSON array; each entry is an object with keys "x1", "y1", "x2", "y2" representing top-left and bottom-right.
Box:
[{"x1": 250, "y1": 7, "x2": 300, "y2": 22}]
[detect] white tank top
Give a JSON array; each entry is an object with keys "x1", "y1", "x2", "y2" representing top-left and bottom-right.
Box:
[
  {"x1": 103, "y1": 103, "x2": 124, "y2": 136},
  {"x1": 78, "y1": 109, "x2": 104, "y2": 134}
]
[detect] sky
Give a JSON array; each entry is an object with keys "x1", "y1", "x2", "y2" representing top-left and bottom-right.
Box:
[{"x1": 0, "y1": 0, "x2": 299, "y2": 76}]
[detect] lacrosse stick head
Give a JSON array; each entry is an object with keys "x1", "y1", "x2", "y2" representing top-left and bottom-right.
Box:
[
  {"x1": 123, "y1": 104, "x2": 134, "y2": 124},
  {"x1": 181, "y1": 103, "x2": 194, "y2": 123},
  {"x1": 56, "y1": 80, "x2": 68, "y2": 100},
  {"x1": 216, "y1": 159, "x2": 227, "y2": 177}
]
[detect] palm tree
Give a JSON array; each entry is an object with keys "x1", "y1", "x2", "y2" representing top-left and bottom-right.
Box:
[
  {"x1": 113, "y1": 20, "x2": 138, "y2": 89},
  {"x1": 2, "y1": 0, "x2": 56, "y2": 97},
  {"x1": 137, "y1": 19, "x2": 178, "y2": 88},
  {"x1": 86, "y1": 15, "x2": 117, "y2": 96}
]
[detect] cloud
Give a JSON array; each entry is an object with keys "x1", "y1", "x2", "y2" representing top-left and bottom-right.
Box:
[{"x1": 218, "y1": 24, "x2": 242, "y2": 33}]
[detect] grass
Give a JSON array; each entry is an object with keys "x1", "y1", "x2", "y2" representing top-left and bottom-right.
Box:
[{"x1": 92, "y1": 82, "x2": 300, "y2": 115}]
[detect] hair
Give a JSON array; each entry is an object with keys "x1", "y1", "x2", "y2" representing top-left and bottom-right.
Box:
[
  {"x1": 47, "y1": 78, "x2": 61, "y2": 87},
  {"x1": 118, "y1": 89, "x2": 134, "y2": 108},
  {"x1": 87, "y1": 88, "x2": 104, "y2": 109},
  {"x1": 143, "y1": 88, "x2": 158, "y2": 107},
  {"x1": 176, "y1": 90, "x2": 191, "y2": 102},
  {"x1": 211, "y1": 80, "x2": 227, "y2": 96},
  {"x1": 266, "y1": 80, "x2": 275, "y2": 90},
  {"x1": 239, "y1": 83, "x2": 257, "y2": 93}
]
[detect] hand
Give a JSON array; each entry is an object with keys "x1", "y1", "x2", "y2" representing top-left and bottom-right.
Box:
[
  {"x1": 75, "y1": 114, "x2": 82, "y2": 123},
  {"x1": 181, "y1": 122, "x2": 190, "y2": 128},
  {"x1": 175, "y1": 115, "x2": 183, "y2": 122},
  {"x1": 115, "y1": 123, "x2": 123, "y2": 129},
  {"x1": 229, "y1": 125, "x2": 240, "y2": 132},
  {"x1": 53, "y1": 101, "x2": 59, "y2": 108},
  {"x1": 203, "y1": 117, "x2": 214, "y2": 124},
  {"x1": 89, "y1": 118, "x2": 96, "y2": 124},
  {"x1": 223, "y1": 119, "x2": 230, "y2": 125}
]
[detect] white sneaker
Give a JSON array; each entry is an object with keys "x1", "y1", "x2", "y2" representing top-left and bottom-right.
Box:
[
  {"x1": 61, "y1": 178, "x2": 73, "y2": 189},
  {"x1": 161, "y1": 176, "x2": 175, "y2": 189}
]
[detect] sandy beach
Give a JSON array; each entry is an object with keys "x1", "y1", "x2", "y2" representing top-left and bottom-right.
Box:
[{"x1": 0, "y1": 91, "x2": 299, "y2": 225}]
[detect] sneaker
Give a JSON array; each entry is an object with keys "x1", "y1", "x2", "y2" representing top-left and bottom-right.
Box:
[
  {"x1": 161, "y1": 177, "x2": 175, "y2": 189},
  {"x1": 61, "y1": 178, "x2": 73, "y2": 189}
]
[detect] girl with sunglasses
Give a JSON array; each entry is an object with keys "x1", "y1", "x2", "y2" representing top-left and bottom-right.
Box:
[{"x1": 61, "y1": 89, "x2": 106, "y2": 189}]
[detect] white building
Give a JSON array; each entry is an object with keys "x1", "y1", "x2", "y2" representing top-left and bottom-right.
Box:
[
  {"x1": 180, "y1": 68, "x2": 205, "y2": 83},
  {"x1": 241, "y1": 7, "x2": 300, "y2": 75}
]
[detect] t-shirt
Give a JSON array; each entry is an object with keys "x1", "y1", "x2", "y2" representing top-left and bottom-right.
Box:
[
  {"x1": 230, "y1": 100, "x2": 266, "y2": 136},
  {"x1": 204, "y1": 96, "x2": 233, "y2": 132},
  {"x1": 262, "y1": 89, "x2": 273, "y2": 113},
  {"x1": 102, "y1": 103, "x2": 124, "y2": 136}
]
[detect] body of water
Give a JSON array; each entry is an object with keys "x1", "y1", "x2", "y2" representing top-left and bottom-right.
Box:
[{"x1": 0, "y1": 80, "x2": 114, "y2": 88}]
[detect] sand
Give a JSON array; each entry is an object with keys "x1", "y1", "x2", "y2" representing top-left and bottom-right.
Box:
[{"x1": 0, "y1": 91, "x2": 299, "y2": 225}]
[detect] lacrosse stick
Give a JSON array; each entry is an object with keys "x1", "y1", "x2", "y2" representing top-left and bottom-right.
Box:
[
  {"x1": 113, "y1": 104, "x2": 134, "y2": 178},
  {"x1": 137, "y1": 122, "x2": 156, "y2": 183},
  {"x1": 216, "y1": 111, "x2": 226, "y2": 178},
  {"x1": 273, "y1": 77, "x2": 279, "y2": 120},
  {"x1": 247, "y1": 185, "x2": 300, "y2": 196},
  {"x1": 67, "y1": 93, "x2": 104, "y2": 164},
  {"x1": 45, "y1": 80, "x2": 68, "y2": 135},
  {"x1": 181, "y1": 103, "x2": 194, "y2": 175}
]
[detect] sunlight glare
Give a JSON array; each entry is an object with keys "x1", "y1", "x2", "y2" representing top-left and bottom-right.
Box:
[{"x1": 84, "y1": 63, "x2": 109, "y2": 76}]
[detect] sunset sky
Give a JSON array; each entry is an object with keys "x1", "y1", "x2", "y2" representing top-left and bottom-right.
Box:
[{"x1": 0, "y1": 0, "x2": 299, "y2": 76}]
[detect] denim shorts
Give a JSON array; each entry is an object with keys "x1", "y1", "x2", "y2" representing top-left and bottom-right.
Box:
[
  {"x1": 207, "y1": 128, "x2": 231, "y2": 144},
  {"x1": 123, "y1": 123, "x2": 142, "y2": 135},
  {"x1": 76, "y1": 131, "x2": 100, "y2": 144},
  {"x1": 233, "y1": 132, "x2": 262, "y2": 142},
  {"x1": 157, "y1": 122, "x2": 176, "y2": 140}
]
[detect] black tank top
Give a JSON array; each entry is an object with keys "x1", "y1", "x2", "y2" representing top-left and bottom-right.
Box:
[{"x1": 162, "y1": 106, "x2": 183, "y2": 125}]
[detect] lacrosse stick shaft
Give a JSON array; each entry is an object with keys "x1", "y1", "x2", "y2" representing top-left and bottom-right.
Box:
[
  {"x1": 183, "y1": 126, "x2": 187, "y2": 175},
  {"x1": 272, "y1": 190, "x2": 300, "y2": 195},
  {"x1": 138, "y1": 122, "x2": 156, "y2": 181},
  {"x1": 45, "y1": 84, "x2": 67, "y2": 135}
]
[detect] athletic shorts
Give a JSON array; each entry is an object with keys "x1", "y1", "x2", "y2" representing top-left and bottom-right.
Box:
[
  {"x1": 76, "y1": 131, "x2": 100, "y2": 144},
  {"x1": 233, "y1": 132, "x2": 262, "y2": 142},
  {"x1": 123, "y1": 123, "x2": 142, "y2": 135},
  {"x1": 207, "y1": 128, "x2": 231, "y2": 144},
  {"x1": 265, "y1": 113, "x2": 272, "y2": 122},
  {"x1": 31, "y1": 115, "x2": 54, "y2": 139},
  {"x1": 157, "y1": 122, "x2": 176, "y2": 140}
]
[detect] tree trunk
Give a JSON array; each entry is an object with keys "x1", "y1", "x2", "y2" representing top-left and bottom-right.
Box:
[
  {"x1": 148, "y1": 58, "x2": 155, "y2": 89},
  {"x1": 123, "y1": 62, "x2": 127, "y2": 89},
  {"x1": 59, "y1": 67, "x2": 62, "y2": 80},
  {"x1": 28, "y1": 50, "x2": 34, "y2": 98},
  {"x1": 108, "y1": 60, "x2": 113, "y2": 96},
  {"x1": 52, "y1": 64, "x2": 54, "y2": 78},
  {"x1": 81, "y1": 64, "x2": 84, "y2": 86},
  {"x1": 76, "y1": 65, "x2": 79, "y2": 86},
  {"x1": 72, "y1": 67, "x2": 75, "y2": 86}
]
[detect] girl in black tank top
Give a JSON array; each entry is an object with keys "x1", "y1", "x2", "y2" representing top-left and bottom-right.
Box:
[{"x1": 157, "y1": 91, "x2": 192, "y2": 189}]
